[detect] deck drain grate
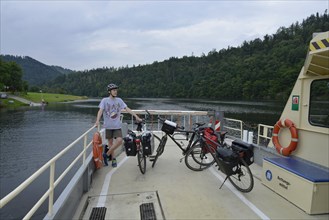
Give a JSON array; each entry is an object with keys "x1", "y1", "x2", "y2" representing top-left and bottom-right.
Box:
[
  {"x1": 89, "y1": 207, "x2": 107, "y2": 220},
  {"x1": 140, "y1": 202, "x2": 157, "y2": 220}
]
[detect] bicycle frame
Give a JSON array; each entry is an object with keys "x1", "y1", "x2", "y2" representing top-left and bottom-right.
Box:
[
  {"x1": 165, "y1": 129, "x2": 199, "y2": 155},
  {"x1": 151, "y1": 121, "x2": 208, "y2": 169}
]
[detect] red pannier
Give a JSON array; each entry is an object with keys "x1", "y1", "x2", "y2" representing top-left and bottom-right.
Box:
[{"x1": 202, "y1": 127, "x2": 219, "y2": 153}]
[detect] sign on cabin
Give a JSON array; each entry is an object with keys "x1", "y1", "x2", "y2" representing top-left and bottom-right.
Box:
[{"x1": 292, "y1": 95, "x2": 299, "y2": 111}]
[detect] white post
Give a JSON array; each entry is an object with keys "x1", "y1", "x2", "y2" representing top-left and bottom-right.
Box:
[
  {"x1": 83, "y1": 135, "x2": 87, "y2": 164},
  {"x1": 48, "y1": 163, "x2": 55, "y2": 215},
  {"x1": 248, "y1": 131, "x2": 254, "y2": 144},
  {"x1": 243, "y1": 130, "x2": 248, "y2": 142}
]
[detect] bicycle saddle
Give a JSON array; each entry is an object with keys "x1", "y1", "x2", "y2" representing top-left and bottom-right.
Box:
[{"x1": 195, "y1": 122, "x2": 205, "y2": 127}]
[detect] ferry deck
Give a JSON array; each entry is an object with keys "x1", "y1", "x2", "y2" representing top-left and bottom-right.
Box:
[{"x1": 72, "y1": 133, "x2": 328, "y2": 220}]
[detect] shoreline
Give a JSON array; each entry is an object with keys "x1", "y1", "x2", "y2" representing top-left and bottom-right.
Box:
[{"x1": 0, "y1": 92, "x2": 88, "y2": 108}]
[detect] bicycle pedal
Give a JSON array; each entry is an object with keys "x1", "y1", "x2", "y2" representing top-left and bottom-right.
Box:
[{"x1": 149, "y1": 158, "x2": 154, "y2": 162}]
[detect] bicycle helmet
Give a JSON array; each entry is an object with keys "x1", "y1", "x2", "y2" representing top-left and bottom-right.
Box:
[{"x1": 107, "y1": 83, "x2": 119, "y2": 91}]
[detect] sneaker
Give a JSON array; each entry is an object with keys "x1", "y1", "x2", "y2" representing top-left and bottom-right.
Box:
[
  {"x1": 112, "y1": 158, "x2": 117, "y2": 167},
  {"x1": 102, "y1": 153, "x2": 108, "y2": 166}
]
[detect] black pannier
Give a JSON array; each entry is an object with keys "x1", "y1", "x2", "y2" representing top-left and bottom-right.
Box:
[
  {"x1": 161, "y1": 120, "x2": 177, "y2": 135},
  {"x1": 216, "y1": 147, "x2": 239, "y2": 176},
  {"x1": 123, "y1": 133, "x2": 137, "y2": 156},
  {"x1": 231, "y1": 139, "x2": 254, "y2": 165},
  {"x1": 141, "y1": 131, "x2": 154, "y2": 156}
]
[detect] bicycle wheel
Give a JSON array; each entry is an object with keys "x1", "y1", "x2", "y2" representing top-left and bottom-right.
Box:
[
  {"x1": 156, "y1": 134, "x2": 167, "y2": 156},
  {"x1": 184, "y1": 142, "x2": 215, "y2": 171},
  {"x1": 151, "y1": 135, "x2": 167, "y2": 168},
  {"x1": 153, "y1": 134, "x2": 161, "y2": 149},
  {"x1": 228, "y1": 158, "x2": 254, "y2": 192},
  {"x1": 137, "y1": 148, "x2": 146, "y2": 174}
]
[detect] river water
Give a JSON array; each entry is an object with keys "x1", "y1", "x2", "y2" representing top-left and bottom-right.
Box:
[{"x1": 0, "y1": 98, "x2": 284, "y2": 219}]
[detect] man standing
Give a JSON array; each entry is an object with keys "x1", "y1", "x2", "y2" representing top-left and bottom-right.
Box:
[{"x1": 95, "y1": 83, "x2": 142, "y2": 167}]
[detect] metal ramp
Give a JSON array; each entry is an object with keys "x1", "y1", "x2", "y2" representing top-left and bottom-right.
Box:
[{"x1": 81, "y1": 191, "x2": 165, "y2": 220}]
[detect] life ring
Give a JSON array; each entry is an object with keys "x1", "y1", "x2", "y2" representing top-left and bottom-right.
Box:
[
  {"x1": 272, "y1": 118, "x2": 298, "y2": 156},
  {"x1": 93, "y1": 132, "x2": 104, "y2": 169}
]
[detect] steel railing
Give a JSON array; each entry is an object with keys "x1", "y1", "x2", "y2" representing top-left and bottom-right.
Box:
[
  {"x1": 0, "y1": 125, "x2": 97, "y2": 219},
  {"x1": 123, "y1": 110, "x2": 245, "y2": 139},
  {"x1": 222, "y1": 118, "x2": 244, "y2": 139},
  {"x1": 122, "y1": 109, "x2": 211, "y2": 131},
  {"x1": 257, "y1": 124, "x2": 274, "y2": 148}
]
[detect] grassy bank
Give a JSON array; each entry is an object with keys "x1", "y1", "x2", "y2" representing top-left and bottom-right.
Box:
[
  {"x1": 0, "y1": 92, "x2": 88, "y2": 108},
  {"x1": 22, "y1": 92, "x2": 88, "y2": 103},
  {"x1": 0, "y1": 98, "x2": 28, "y2": 108}
]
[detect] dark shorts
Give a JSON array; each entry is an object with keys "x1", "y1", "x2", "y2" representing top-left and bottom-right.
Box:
[{"x1": 105, "y1": 129, "x2": 122, "y2": 139}]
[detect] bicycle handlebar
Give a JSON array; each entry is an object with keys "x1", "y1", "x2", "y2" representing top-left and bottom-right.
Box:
[
  {"x1": 145, "y1": 110, "x2": 205, "y2": 133},
  {"x1": 145, "y1": 109, "x2": 185, "y2": 130},
  {"x1": 144, "y1": 110, "x2": 207, "y2": 132}
]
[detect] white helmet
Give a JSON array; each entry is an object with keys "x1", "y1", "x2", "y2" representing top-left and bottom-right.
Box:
[{"x1": 107, "y1": 83, "x2": 119, "y2": 91}]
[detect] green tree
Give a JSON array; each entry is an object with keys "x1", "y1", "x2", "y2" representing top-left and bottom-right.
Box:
[{"x1": 0, "y1": 59, "x2": 25, "y2": 92}]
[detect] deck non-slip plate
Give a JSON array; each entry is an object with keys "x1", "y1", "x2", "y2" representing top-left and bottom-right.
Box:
[
  {"x1": 82, "y1": 191, "x2": 165, "y2": 220},
  {"x1": 140, "y1": 202, "x2": 157, "y2": 220},
  {"x1": 89, "y1": 207, "x2": 106, "y2": 220}
]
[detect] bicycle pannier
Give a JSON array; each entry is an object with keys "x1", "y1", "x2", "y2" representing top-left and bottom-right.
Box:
[
  {"x1": 231, "y1": 139, "x2": 254, "y2": 165},
  {"x1": 203, "y1": 127, "x2": 218, "y2": 153},
  {"x1": 141, "y1": 131, "x2": 155, "y2": 156},
  {"x1": 216, "y1": 147, "x2": 239, "y2": 175},
  {"x1": 123, "y1": 133, "x2": 137, "y2": 156},
  {"x1": 161, "y1": 120, "x2": 176, "y2": 135}
]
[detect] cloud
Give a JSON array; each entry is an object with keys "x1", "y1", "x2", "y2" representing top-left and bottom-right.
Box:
[{"x1": 1, "y1": 0, "x2": 327, "y2": 70}]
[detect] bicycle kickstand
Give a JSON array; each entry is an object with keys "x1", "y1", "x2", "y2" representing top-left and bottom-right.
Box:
[
  {"x1": 219, "y1": 176, "x2": 229, "y2": 189},
  {"x1": 179, "y1": 156, "x2": 184, "y2": 163}
]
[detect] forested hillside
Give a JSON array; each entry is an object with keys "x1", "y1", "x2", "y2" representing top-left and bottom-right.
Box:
[
  {"x1": 44, "y1": 13, "x2": 329, "y2": 100},
  {"x1": 0, "y1": 55, "x2": 73, "y2": 86}
]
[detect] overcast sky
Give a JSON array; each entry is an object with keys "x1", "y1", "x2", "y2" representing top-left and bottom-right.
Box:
[{"x1": 1, "y1": 0, "x2": 328, "y2": 71}]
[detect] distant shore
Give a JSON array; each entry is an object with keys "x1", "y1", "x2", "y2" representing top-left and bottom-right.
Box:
[{"x1": 0, "y1": 92, "x2": 87, "y2": 108}]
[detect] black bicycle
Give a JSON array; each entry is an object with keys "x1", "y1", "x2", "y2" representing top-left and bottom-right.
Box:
[
  {"x1": 150, "y1": 113, "x2": 215, "y2": 171},
  {"x1": 185, "y1": 131, "x2": 254, "y2": 192}
]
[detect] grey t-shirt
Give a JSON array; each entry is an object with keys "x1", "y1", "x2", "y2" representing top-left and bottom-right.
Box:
[{"x1": 99, "y1": 97, "x2": 127, "y2": 129}]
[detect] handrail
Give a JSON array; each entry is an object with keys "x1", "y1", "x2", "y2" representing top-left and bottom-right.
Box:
[
  {"x1": 257, "y1": 124, "x2": 274, "y2": 148},
  {"x1": 223, "y1": 118, "x2": 243, "y2": 139},
  {"x1": 121, "y1": 110, "x2": 244, "y2": 141},
  {"x1": 121, "y1": 109, "x2": 211, "y2": 131},
  {"x1": 0, "y1": 125, "x2": 96, "y2": 219},
  {"x1": 122, "y1": 109, "x2": 210, "y2": 116}
]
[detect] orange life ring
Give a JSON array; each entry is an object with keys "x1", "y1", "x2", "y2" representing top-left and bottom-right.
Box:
[
  {"x1": 93, "y1": 132, "x2": 104, "y2": 169},
  {"x1": 272, "y1": 119, "x2": 298, "y2": 156}
]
